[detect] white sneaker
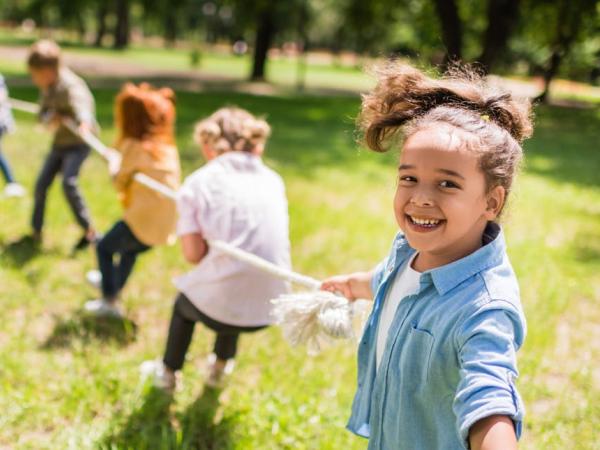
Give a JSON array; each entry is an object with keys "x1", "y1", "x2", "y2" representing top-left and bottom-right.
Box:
[
  {"x1": 83, "y1": 298, "x2": 123, "y2": 318},
  {"x1": 140, "y1": 359, "x2": 176, "y2": 392},
  {"x1": 205, "y1": 353, "x2": 235, "y2": 388},
  {"x1": 3, "y1": 183, "x2": 26, "y2": 198},
  {"x1": 85, "y1": 269, "x2": 102, "y2": 290}
]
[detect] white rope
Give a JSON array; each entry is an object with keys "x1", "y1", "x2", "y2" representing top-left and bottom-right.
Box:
[
  {"x1": 8, "y1": 97, "x2": 39, "y2": 114},
  {"x1": 9, "y1": 97, "x2": 369, "y2": 350}
]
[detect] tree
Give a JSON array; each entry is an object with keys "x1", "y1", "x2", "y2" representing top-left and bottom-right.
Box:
[
  {"x1": 478, "y1": 0, "x2": 521, "y2": 73},
  {"x1": 432, "y1": 0, "x2": 462, "y2": 66},
  {"x1": 113, "y1": 0, "x2": 130, "y2": 49},
  {"x1": 524, "y1": 0, "x2": 599, "y2": 102},
  {"x1": 250, "y1": 6, "x2": 276, "y2": 81},
  {"x1": 94, "y1": 1, "x2": 111, "y2": 47}
]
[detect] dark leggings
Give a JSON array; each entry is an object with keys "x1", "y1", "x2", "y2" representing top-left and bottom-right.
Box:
[
  {"x1": 163, "y1": 293, "x2": 267, "y2": 371},
  {"x1": 97, "y1": 220, "x2": 150, "y2": 299}
]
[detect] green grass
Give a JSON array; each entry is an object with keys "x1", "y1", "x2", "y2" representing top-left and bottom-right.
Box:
[{"x1": 0, "y1": 83, "x2": 599, "y2": 449}]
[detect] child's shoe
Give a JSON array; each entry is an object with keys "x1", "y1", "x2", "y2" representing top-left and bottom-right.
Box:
[
  {"x1": 85, "y1": 269, "x2": 102, "y2": 289},
  {"x1": 83, "y1": 298, "x2": 123, "y2": 318},
  {"x1": 205, "y1": 353, "x2": 235, "y2": 388},
  {"x1": 72, "y1": 230, "x2": 100, "y2": 253},
  {"x1": 140, "y1": 359, "x2": 177, "y2": 392},
  {"x1": 3, "y1": 183, "x2": 26, "y2": 198}
]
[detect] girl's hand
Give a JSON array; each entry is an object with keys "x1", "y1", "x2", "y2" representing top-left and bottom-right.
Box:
[{"x1": 321, "y1": 271, "x2": 374, "y2": 301}]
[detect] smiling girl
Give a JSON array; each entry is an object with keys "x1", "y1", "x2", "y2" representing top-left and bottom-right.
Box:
[{"x1": 322, "y1": 62, "x2": 533, "y2": 450}]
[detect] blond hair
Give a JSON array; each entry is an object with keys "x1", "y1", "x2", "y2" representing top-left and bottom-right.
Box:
[
  {"x1": 27, "y1": 39, "x2": 61, "y2": 70},
  {"x1": 194, "y1": 107, "x2": 271, "y2": 154}
]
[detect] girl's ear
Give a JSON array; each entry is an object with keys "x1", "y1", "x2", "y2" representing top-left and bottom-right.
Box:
[{"x1": 485, "y1": 185, "x2": 505, "y2": 220}]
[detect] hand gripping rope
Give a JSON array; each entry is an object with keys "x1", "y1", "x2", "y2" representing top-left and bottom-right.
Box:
[{"x1": 9, "y1": 97, "x2": 370, "y2": 352}]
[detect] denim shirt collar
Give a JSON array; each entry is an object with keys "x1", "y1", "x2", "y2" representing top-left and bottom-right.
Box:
[{"x1": 387, "y1": 222, "x2": 505, "y2": 296}]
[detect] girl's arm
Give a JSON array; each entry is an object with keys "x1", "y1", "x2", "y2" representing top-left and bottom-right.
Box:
[
  {"x1": 112, "y1": 144, "x2": 136, "y2": 190},
  {"x1": 469, "y1": 415, "x2": 517, "y2": 450},
  {"x1": 321, "y1": 270, "x2": 374, "y2": 301},
  {"x1": 180, "y1": 232, "x2": 208, "y2": 265},
  {"x1": 454, "y1": 306, "x2": 526, "y2": 448}
]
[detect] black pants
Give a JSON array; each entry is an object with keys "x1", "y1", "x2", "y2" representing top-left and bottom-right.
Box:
[
  {"x1": 163, "y1": 293, "x2": 267, "y2": 371},
  {"x1": 31, "y1": 144, "x2": 92, "y2": 233},
  {"x1": 97, "y1": 220, "x2": 150, "y2": 298}
]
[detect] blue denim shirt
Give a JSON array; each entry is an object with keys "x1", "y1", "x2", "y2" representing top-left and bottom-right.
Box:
[{"x1": 347, "y1": 223, "x2": 526, "y2": 450}]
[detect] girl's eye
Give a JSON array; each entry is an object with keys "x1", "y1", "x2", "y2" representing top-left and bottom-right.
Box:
[
  {"x1": 399, "y1": 175, "x2": 416, "y2": 183},
  {"x1": 439, "y1": 180, "x2": 460, "y2": 189}
]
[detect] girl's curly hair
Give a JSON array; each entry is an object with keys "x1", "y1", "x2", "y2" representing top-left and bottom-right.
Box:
[
  {"x1": 194, "y1": 107, "x2": 271, "y2": 154},
  {"x1": 359, "y1": 61, "x2": 533, "y2": 202}
]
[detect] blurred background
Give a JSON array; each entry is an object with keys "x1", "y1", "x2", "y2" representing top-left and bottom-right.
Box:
[{"x1": 0, "y1": 0, "x2": 598, "y2": 100}]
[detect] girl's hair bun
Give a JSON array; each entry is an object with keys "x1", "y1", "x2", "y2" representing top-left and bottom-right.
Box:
[
  {"x1": 360, "y1": 61, "x2": 533, "y2": 152},
  {"x1": 194, "y1": 107, "x2": 271, "y2": 153}
]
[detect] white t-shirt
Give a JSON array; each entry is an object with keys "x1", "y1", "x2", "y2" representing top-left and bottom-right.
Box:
[
  {"x1": 376, "y1": 254, "x2": 421, "y2": 369},
  {"x1": 173, "y1": 151, "x2": 291, "y2": 327}
]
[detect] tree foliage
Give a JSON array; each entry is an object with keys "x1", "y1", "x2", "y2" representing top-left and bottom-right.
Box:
[{"x1": 0, "y1": 0, "x2": 598, "y2": 87}]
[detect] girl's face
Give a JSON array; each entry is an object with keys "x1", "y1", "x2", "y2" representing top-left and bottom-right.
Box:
[{"x1": 394, "y1": 126, "x2": 504, "y2": 271}]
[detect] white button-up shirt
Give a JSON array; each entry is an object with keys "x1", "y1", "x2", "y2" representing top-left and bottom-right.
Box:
[{"x1": 173, "y1": 151, "x2": 291, "y2": 326}]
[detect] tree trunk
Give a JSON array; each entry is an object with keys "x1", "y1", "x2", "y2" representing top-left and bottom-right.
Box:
[
  {"x1": 433, "y1": 0, "x2": 462, "y2": 67},
  {"x1": 94, "y1": 2, "x2": 109, "y2": 47},
  {"x1": 164, "y1": 9, "x2": 177, "y2": 47},
  {"x1": 76, "y1": 15, "x2": 86, "y2": 43},
  {"x1": 536, "y1": 50, "x2": 562, "y2": 103},
  {"x1": 296, "y1": 0, "x2": 309, "y2": 92},
  {"x1": 113, "y1": 0, "x2": 130, "y2": 50},
  {"x1": 478, "y1": 0, "x2": 520, "y2": 73},
  {"x1": 250, "y1": 10, "x2": 276, "y2": 81},
  {"x1": 534, "y1": 0, "x2": 593, "y2": 103}
]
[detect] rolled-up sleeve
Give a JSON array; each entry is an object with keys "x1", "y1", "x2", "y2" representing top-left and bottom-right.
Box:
[
  {"x1": 176, "y1": 183, "x2": 204, "y2": 236},
  {"x1": 453, "y1": 304, "x2": 526, "y2": 444}
]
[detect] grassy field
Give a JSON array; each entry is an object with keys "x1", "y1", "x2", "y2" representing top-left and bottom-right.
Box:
[{"x1": 0, "y1": 80, "x2": 599, "y2": 449}]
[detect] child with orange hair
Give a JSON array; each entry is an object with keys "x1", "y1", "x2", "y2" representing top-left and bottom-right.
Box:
[{"x1": 85, "y1": 83, "x2": 180, "y2": 317}]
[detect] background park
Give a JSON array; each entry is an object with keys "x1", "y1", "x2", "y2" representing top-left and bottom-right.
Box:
[{"x1": 0, "y1": 0, "x2": 599, "y2": 449}]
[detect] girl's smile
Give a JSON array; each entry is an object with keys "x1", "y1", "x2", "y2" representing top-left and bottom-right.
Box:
[{"x1": 405, "y1": 214, "x2": 445, "y2": 231}]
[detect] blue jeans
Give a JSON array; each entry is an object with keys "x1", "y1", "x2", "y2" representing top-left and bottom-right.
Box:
[
  {"x1": 96, "y1": 220, "x2": 150, "y2": 299},
  {"x1": 0, "y1": 140, "x2": 15, "y2": 183},
  {"x1": 31, "y1": 144, "x2": 92, "y2": 233}
]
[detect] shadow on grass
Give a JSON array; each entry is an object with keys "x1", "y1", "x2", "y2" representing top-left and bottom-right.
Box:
[
  {"x1": 572, "y1": 231, "x2": 600, "y2": 264},
  {"x1": 42, "y1": 310, "x2": 137, "y2": 348},
  {"x1": 177, "y1": 387, "x2": 235, "y2": 449},
  {"x1": 98, "y1": 385, "x2": 233, "y2": 450},
  {"x1": 525, "y1": 104, "x2": 600, "y2": 189},
  {"x1": 0, "y1": 235, "x2": 44, "y2": 266}
]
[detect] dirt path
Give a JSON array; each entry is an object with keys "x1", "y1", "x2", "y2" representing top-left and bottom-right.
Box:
[{"x1": 2, "y1": 44, "x2": 599, "y2": 104}]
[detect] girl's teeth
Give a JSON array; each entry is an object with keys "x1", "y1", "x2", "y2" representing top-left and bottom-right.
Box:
[{"x1": 411, "y1": 216, "x2": 441, "y2": 226}]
